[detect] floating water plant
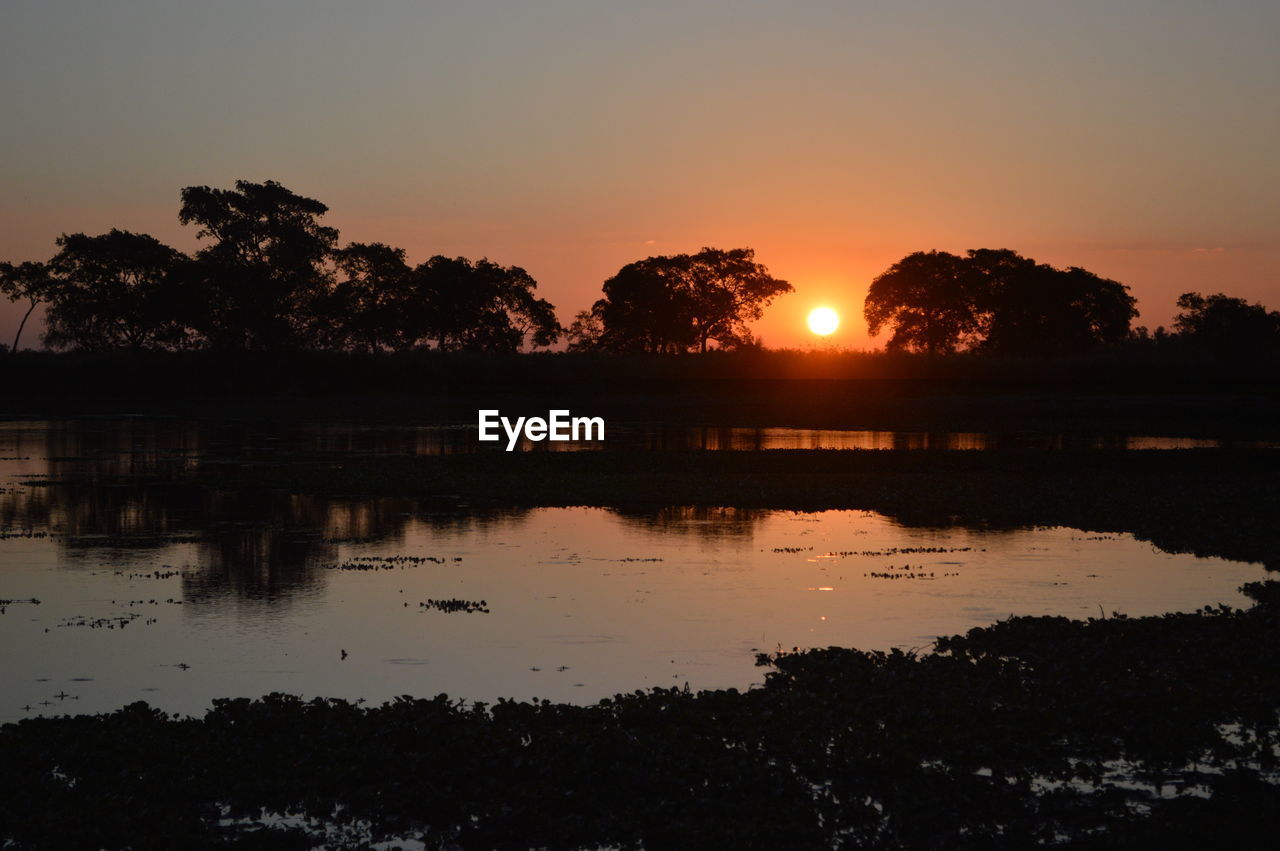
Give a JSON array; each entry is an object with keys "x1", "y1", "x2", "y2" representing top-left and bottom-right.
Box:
[{"x1": 419, "y1": 598, "x2": 489, "y2": 614}]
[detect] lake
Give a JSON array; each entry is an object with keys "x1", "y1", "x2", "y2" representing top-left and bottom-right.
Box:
[{"x1": 0, "y1": 417, "x2": 1267, "y2": 722}]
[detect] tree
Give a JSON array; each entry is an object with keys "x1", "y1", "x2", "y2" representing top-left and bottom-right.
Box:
[
  {"x1": 681, "y1": 248, "x2": 792, "y2": 352},
  {"x1": 964, "y1": 247, "x2": 1037, "y2": 309},
  {"x1": 490, "y1": 263, "x2": 561, "y2": 350},
  {"x1": 178, "y1": 179, "x2": 338, "y2": 349},
  {"x1": 565, "y1": 308, "x2": 605, "y2": 351},
  {"x1": 42, "y1": 230, "x2": 190, "y2": 351},
  {"x1": 864, "y1": 248, "x2": 1137, "y2": 356},
  {"x1": 591, "y1": 256, "x2": 695, "y2": 353},
  {"x1": 864, "y1": 250, "x2": 985, "y2": 354},
  {"x1": 323, "y1": 242, "x2": 414, "y2": 352},
  {"x1": 406, "y1": 256, "x2": 561, "y2": 352},
  {"x1": 1173, "y1": 292, "x2": 1280, "y2": 356},
  {"x1": 981, "y1": 264, "x2": 1137, "y2": 356},
  {"x1": 0, "y1": 261, "x2": 54, "y2": 353},
  {"x1": 588, "y1": 247, "x2": 791, "y2": 353}
]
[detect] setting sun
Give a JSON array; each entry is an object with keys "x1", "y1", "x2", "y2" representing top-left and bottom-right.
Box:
[{"x1": 807, "y1": 306, "x2": 840, "y2": 336}]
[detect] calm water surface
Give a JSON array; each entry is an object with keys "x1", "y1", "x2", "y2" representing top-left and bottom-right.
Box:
[{"x1": 0, "y1": 418, "x2": 1266, "y2": 722}]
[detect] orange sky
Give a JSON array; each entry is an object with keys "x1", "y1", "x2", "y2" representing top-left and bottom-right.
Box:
[{"x1": 2, "y1": 1, "x2": 1278, "y2": 350}]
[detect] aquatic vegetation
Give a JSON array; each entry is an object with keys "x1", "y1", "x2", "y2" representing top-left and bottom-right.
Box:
[
  {"x1": 865, "y1": 565, "x2": 948, "y2": 579},
  {"x1": 55, "y1": 611, "x2": 159, "y2": 629},
  {"x1": 0, "y1": 598, "x2": 40, "y2": 616},
  {"x1": 323, "y1": 555, "x2": 460, "y2": 571},
  {"x1": 0, "y1": 528, "x2": 50, "y2": 539},
  {"x1": 419, "y1": 598, "x2": 489, "y2": 614},
  {"x1": 3, "y1": 582, "x2": 1280, "y2": 848},
  {"x1": 844, "y1": 546, "x2": 977, "y2": 556},
  {"x1": 113, "y1": 568, "x2": 184, "y2": 580}
]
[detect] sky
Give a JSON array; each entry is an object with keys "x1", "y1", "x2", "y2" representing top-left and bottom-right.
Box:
[{"x1": 2, "y1": 0, "x2": 1278, "y2": 350}]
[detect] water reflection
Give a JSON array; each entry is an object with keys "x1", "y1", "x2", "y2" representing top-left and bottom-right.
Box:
[
  {"x1": 0, "y1": 502, "x2": 1263, "y2": 721},
  {"x1": 0, "y1": 418, "x2": 1270, "y2": 721},
  {"x1": 619, "y1": 426, "x2": 1271, "y2": 451},
  {"x1": 4, "y1": 417, "x2": 1264, "y2": 468},
  {"x1": 611, "y1": 506, "x2": 770, "y2": 540},
  {"x1": 0, "y1": 421, "x2": 834, "y2": 605},
  {"x1": 0, "y1": 417, "x2": 1272, "y2": 609}
]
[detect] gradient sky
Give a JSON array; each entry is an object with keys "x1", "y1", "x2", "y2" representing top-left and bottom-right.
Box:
[{"x1": 2, "y1": 0, "x2": 1277, "y2": 349}]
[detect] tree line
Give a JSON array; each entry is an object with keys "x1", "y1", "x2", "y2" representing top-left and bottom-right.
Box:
[
  {"x1": 863, "y1": 248, "x2": 1280, "y2": 357},
  {"x1": 0, "y1": 181, "x2": 563, "y2": 354},
  {"x1": 2, "y1": 179, "x2": 1276, "y2": 357},
  {"x1": 0, "y1": 179, "x2": 792, "y2": 356}
]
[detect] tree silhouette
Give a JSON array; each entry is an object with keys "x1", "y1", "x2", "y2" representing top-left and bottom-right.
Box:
[
  {"x1": 585, "y1": 247, "x2": 791, "y2": 353},
  {"x1": 3, "y1": 179, "x2": 569, "y2": 354},
  {"x1": 322, "y1": 242, "x2": 415, "y2": 352},
  {"x1": 981, "y1": 264, "x2": 1137, "y2": 356},
  {"x1": 179, "y1": 180, "x2": 338, "y2": 350},
  {"x1": 1173, "y1": 292, "x2": 1280, "y2": 356},
  {"x1": 864, "y1": 251, "x2": 985, "y2": 354},
  {"x1": 565, "y1": 308, "x2": 605, "y2": 352},
  {"x1": 589, "y1": 256, "x2": 694, "y2": 353},
  {"x1": 865, "y1": 248, "x2": 1137, "y2": 355},
  {"x1": 43, "y1": 230, "x2": 190, "y2": 351},
  {"x1": 681, "y1": 248, "x2": 792, "y2": 352},
  {"x1": 0, "y1": 261, "x2": 53, "y2": 353},
  {"x1": 965, "y1": 247, "x2": 1037, "y2": 308},
  {"x1": 407, "y1": 256, "x2": 561, "y2": 352}
]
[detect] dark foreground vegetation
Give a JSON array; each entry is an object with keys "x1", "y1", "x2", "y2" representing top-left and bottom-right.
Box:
[
  {"x1": 4, "y1": 582, "x2": 1280, "y2": 849},
  {"x1": 4, "y1": 349, "x2": 1279, "y2": 441}
]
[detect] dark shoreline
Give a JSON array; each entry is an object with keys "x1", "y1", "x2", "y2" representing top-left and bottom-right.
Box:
[
  {"x1": 4, "y1": 349, "x2": 1279, "y2": 442},
  {"x1": 5, "y1": 582, "x2": 1280, "y2": 848}
]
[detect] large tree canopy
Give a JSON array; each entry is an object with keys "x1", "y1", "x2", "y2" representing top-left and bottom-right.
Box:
[
  {"x1": 982, "y1": 264, "x2": 1137, "y2": 356},
  {"x1": 864, "y1": 248, "x2": 1137, "y2": 355},
  {"x1": 310, "y1": 247, "x2": 562, "y2": 353},
  {"x1": 322, "y1": 242, "x2": 415, "y2": 352},
  {"x1": 583, "y1": 247, "x2": 791, "y2": 353},
  {"x1": 408, "y1": 256, "x2": 561, "y2": 352},
  {"x1": 1173, "y1": 292, "x2": 1280, "y2": 356},
  {"x1": 864, "y1": 251, "x2": 986, "y2": 354},
  {"x1": 43, "y1": 230, "x2": 189, "y2": 351},
  {"x1": 176, "y1": 181, "x2": 560, "y2": 353},
  {"x1": 179, "y1": 179, "x2": 339, "y2": 350},
  {"x1": 590, "y1": 256, "x2": 694, "y2": 353}
]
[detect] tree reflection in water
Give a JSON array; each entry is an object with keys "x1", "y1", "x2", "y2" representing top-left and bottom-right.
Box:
[{"x1": 0, "y1": 419, "x2": 786, "y2": 606}]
